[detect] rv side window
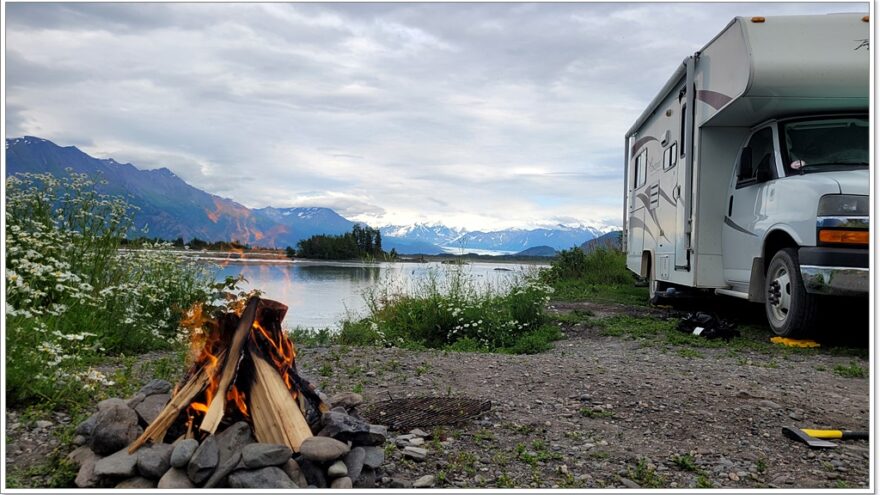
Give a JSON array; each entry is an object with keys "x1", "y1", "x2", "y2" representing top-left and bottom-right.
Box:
[
  {"x1": 737, "y1": 127, "x2": 775, "y2": 187},
  {"x1": 663, "y1": 142, "x2": 678, "y2": 170},
  {"x1": 679, "y1": 104, "x2": 686, "y2": 157},
  {"x1": 633, "y1": 150, "x2": 647, "y2": 188}
]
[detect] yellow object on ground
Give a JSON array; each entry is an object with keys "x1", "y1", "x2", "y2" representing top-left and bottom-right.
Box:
[
  {"x1": 770, "y1": 337, "x2": 820, "y2": 348},
  {"x1": 801, "y1": 429, "x2": 843, "y2": 439}
]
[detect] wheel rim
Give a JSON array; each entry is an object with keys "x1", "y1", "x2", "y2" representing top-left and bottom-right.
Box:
[{"x1": 767, "y1": 265, "x2": 792, "y2": 323}]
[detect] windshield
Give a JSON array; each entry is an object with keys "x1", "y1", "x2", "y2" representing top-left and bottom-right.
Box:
[{"x1": 779, "y1": 116, "x2": 869, "y2": 175}]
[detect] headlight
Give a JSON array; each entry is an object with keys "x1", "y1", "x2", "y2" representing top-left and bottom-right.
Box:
[{"x1": 817, "y1": 195, "x2": 869, "y2": 216}]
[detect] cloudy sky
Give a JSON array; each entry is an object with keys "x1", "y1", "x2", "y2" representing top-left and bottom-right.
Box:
[{"x1": 4, "y1": 2, "x2": 867, "y2": 230}]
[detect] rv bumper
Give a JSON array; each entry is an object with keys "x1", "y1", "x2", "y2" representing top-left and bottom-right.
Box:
[{"x1": 798, "y1": 247, "x2": 869, "y2": 296}]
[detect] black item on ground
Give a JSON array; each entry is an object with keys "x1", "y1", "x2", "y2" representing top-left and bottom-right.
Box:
[{"x1": 676, "y1": 312, "x2": 740, "y2": 341}]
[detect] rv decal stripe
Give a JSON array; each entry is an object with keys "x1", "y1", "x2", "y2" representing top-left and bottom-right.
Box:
[
  {"x1": 696, "y1": 90, "x2": 733, "y2": 110},
  {"x1": 724, "y1": 216, "x2": 757, "y2": 237},
  {"x1": 628, "y1": 217, "x2": 655, "y2": 241},
  {"x1": 630, "y1": 136, "x2": 657, "y2": 155},
  {"x1": 658, "y1": 187, "x2": 676, "y2": 206}
]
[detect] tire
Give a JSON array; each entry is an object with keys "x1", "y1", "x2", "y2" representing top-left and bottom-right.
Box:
[{"x1": 764, "y1": 248, "x2": 819, "y2": 337}]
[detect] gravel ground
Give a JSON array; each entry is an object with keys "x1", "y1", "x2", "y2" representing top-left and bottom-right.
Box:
[{"x1": 6, "y1": 300, "x2": 870, "y2": 489}]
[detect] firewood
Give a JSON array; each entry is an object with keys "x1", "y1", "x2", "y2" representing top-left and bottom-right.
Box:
[
  {"x1": 128, "y1": 362, "x2": 214, "y2": 453},
  {"x1": 199, "y1": 297, "x2": 259, "y2": 434},
  {"x1": 249, "y1": 351, "x2": 313, "y2": 452}
]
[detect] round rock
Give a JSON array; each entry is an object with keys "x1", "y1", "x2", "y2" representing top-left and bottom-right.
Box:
[
  {"x1": 228, "y1": 466, "x2": 299, "y2": 488},
  {"x1": 300, "y1": 436, "x2": 350, "y2": 462},
  {"x1": 241, "y1": 443, "x2": 292, "y2": 468},
  {"x1": 137, "y1": 443, "x2": 173, "y2": 479},
  {"x1": 187, "y1": 436, "x2": 219, "y2": 484},
  {"x1": 158, "y1": 468, "x2": 195, "y2": 489},
  {"x1": 89, "y1": 402, "x2": 140, "y2": 456},
  {"x1": 170, "y1": 439, "x2": 199, "y2": 468},
  {"x1": 331, "y1": 476, "x2": 353, "y2": 489},
  {"x1": 327, "y1": 460, "x2": 348, "y2": 478}
]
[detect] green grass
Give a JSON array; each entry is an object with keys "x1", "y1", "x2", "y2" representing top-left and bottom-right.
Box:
[
  {"x1": 626, "y1": 458, "x2": 666, "y2": 488},
  {"x1": 677, "y1": 348, "x2": 704, "y2": 359},
  {"x1": 696, "y1": 474, "x2": 714, "y2": 488},
  {"x1": 833, "y1": 361, "x2": 868, "y2": 378},
  {"x1": 672, "y1": 453, "x2": 698, "y2": 472},
  {"x1": 579, "y1": 407, "x2": 614, "y2": 419},
  {"x1": 334, "y1": 267, "x2": 559, "y2": 354}
]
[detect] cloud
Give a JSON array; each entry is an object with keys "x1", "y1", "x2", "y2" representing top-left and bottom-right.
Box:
[{"x1": 4, "y1": 2, "x2": 867, "y2": 230}]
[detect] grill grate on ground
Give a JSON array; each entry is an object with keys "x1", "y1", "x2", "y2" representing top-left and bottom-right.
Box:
[{"x1": 361, "y1": 397, "x2": 492, "y2": 431}]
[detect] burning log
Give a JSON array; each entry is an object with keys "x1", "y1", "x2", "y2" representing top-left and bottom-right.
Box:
[
  {"x1": 199, "y1": 298, "x2": 258, "y2": 434},
  {"x1": 129, "y1": 296, "x2": 325, "y2": 454}
]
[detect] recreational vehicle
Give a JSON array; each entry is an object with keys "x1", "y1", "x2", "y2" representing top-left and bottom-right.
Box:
[{"x1": 623, "y1": 14, "x2": 869, "y2": 336}]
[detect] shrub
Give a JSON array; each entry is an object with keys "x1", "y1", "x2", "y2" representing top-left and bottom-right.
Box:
[
  {"x1": 339, "y1": 267, "x2": 558, "y2": 354},
  {"x1": 5, "y1": 172, "x2": 217, "y2": 406},
  {"x1": 542, "y1": 247, "x2": 633, "y2": 286}
]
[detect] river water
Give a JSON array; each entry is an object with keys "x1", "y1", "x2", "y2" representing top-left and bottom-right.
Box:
[{"x1": 211, "y1": 260, "x2": 544, "y2": 329}]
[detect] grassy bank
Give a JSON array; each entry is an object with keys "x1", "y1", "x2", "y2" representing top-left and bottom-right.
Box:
[
  {"x1": 540, "y1": 247, "x2": 646, "y2": 305},
  {"x1": 5, "y1": 172, "x2": 226, "y2": 410},
  {"x1": 300, "y1": 267, "x2": 562, "y2": 354}
]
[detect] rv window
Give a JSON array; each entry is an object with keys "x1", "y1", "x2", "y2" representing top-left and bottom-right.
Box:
[
  {"x1": 679, "y1": 104, "x2": 686, "y2": 157},
  {"x1": 663, "y1": 142, "x2": 678, "y2": 170},
  {"x1": 633, "y1": 150, "x2": 647, "y2": 188},
  {"x1": 737, "y1": 127, "x2": 774, "y2": 187}
]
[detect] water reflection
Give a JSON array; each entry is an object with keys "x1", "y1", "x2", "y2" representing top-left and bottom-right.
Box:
[{"x1": 212, "y1": 261, "x2": 542, "y2": 330}]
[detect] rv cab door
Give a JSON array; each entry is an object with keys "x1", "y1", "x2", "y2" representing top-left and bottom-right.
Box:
[{"x1": 722, "y1": 126, "x2": 778, "y2": 284}]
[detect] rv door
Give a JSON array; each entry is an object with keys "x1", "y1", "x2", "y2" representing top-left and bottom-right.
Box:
[{"x1": 675, "y1": 59, "x2": 695, "y2": 270}]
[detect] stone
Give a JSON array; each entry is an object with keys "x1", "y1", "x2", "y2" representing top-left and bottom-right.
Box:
[
  {"x1": 361, "y1": 446, "x2": 385, "y2": 469},
  {"x1": 329, "y1": 392, "x2": 364, "y2": 409},
  {"x1": 402, "y1": 446, "x2": 428, "y2": 461},
  {"x1": 138, "y1": 379, "x2": 173, "y2": 397},
  {"x1": 89, "y1": 401, "x2": 140, "y2": 456},
  {"x1": 283, "y1": 459, "x2": 308, "y2": 487},
  {"x1": 318, "y1": 410, "x2": 387, "y2": 446},
  {"x1": 413, "y1": 474, "x2": 436, "y2": 488},
  {"x1": 409, "y1": 437, "x2": 426, "y2": 446},
  {"x1": 331, "y1": 476, "x2": 353, "y2": 489},
  {"x1": 75, "y1": 457, "x2": 100, "y2": 488},
  {"x1": 299, "y1": 458, "x2": 328, "y2": 488},
  {"x1": 126, "y1": 393, "x2": 146, "y2": 410},
  {"x1": 202, "y1": 422, "x2": 255, "y2": 488},
  {"x1": 300, "y1": 436, "x2": 351, "y2": 462},
  {"x1": 137, "y1": 443, "x2": 173, "y2": 479},
  {"x1": 170, "y1": 439, "x2": 199, "y2": 468},
  {"x1": 409, "y1": 428, "x2": 429, "y2": 438},
  {"x1": 97, "y1": 398, "x2": 128, "y2": 412},
  {"x1": 202, "y1": 452, "x2": 242, "y2": 488},
  {"x1": 94, "y1": 448, "x2": 138, "y2": 478},
  {"x1": 134, "y1": 394, "x2": 171, "y2": 425},
  {"x1": 343, "y1": 447, "x2": 366, "y2": 481},
  {"x1": 116, "y1": 476, "x2": 157, "y2": 488},
  {"x1": 187, "y1": 435, "x2": 219, "y2": 484},
  {"x1": 327, "y1": 460, "x2": 348, "y2": 478},
  {"x1": 214, "y1": 421, "x2": 255, "y2": 457},
  {"x1": 74, "y1": 414, "x2": 98, "y2": 438},
  {"x1": 620, "y1": 477, "x2": 641, "y2": 489},
  {"x1": 390, "y1": 477, "x2": 413, "y2": 488},
  {"x1": 759, "y1": 400, "x2": 782, "y2": 409},
  {"x1": 35, "y1": 420, "x2": 53, "y2": 429},
  {"x1": 241, "y1": 443, "x2": 293, "y2": 468},
  {"x1": 67, "y1": 445, "x2": 98, "y2": 468},
  {"x1": 354, "y1": 467, "x2": 377, "y2": 488},
  {"x1": 228, "y1": 466, "x2": 299, "y2": 488},
  {"x1": 72, "y1": 435, "x2": 87, "y2": 446},
  {"x1": 158, "y1": 468, "x2": 195, "y2": 489}
]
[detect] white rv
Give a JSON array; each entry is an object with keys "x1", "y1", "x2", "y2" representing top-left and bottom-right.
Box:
[{"x1": 623, "y1": 14, "x2": 869, "y2": 337}]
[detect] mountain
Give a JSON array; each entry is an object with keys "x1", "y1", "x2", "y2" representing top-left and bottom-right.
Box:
[
  {"x1": 515, "y1": 245, "x2": 557, "y2": 257},
  {"x1": 580, "y1": 230, "x2": 623, "y2": 252},
  {"x1": 380, "y1": 223, "x2": 465, "y2": 247},
  {"x1": 5, "y1": 136, "x2": 445, "y2": 253}
]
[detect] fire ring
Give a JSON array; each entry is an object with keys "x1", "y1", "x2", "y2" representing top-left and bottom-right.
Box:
[{"x1": 361, "y1": 397, "x2": 491, "y2": 431}]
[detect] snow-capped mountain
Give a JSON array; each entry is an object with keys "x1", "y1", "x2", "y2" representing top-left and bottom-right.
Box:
[{"x1": 382, "y1": 223, "x2": 609, "y2": 252}]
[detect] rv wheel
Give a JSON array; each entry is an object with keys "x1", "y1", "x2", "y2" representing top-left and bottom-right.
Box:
[{"x1": 764, "y1": 248, "x2": 819, "y2": 337}]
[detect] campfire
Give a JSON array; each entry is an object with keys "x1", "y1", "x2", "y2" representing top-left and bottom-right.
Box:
[{"x1": 129, "y1": 296, "x2": 328, "y2": 454}]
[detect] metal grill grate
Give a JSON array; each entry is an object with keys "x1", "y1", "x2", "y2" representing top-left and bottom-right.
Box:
[{"x1": 361, "y1": 397, "x2": 491, "y2": 431}]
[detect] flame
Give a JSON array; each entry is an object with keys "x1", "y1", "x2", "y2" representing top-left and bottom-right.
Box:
[{"x1": 228, "y1": 385, "x2": 248, "y2": 417}]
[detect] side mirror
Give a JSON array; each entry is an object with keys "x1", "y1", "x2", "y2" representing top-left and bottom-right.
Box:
[{"x1": 739, "y1": 147, "x2": 753, "y2": 180}]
